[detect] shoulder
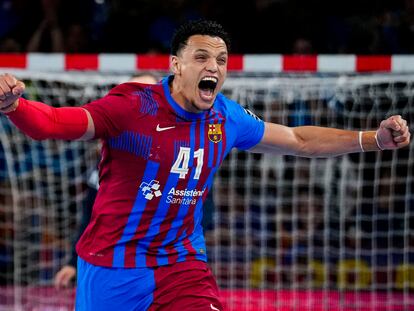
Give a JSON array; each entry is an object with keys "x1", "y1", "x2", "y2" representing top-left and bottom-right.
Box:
[
  {"x1": 214, "y1": 93, "x2": 262, "y2": 121},
  {"x1": 108, "y1": 82, "x2": 162, "y2": 97},
  {"x1": 213, "y1": 93, "x2": 238, "y2": 114}
]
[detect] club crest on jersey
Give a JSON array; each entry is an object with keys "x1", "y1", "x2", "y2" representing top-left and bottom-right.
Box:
[{"x1": 208, "y1": 124, "x2": 222, "y2": 143}]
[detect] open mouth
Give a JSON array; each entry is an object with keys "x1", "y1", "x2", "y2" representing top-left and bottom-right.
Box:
[{"x1": 198, "y1": 76, "x2": 218, "y2": 101}]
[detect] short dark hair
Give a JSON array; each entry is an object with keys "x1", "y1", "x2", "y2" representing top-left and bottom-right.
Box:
[{"x1": 171, "y1": 19, "x2": 231, "y2": 56}]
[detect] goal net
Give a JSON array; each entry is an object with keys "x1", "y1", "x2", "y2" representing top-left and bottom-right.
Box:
[{"x1": 0, "y1": 71, "x2": 413, "y2": 311}]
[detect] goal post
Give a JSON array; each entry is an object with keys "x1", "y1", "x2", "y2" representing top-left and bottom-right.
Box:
[
  {"x1": 211, "y1": 73, "x2": 414, "y2": 310},
  {"x1": 0, "y1": 69, "x2": 412, "y2": 310}
]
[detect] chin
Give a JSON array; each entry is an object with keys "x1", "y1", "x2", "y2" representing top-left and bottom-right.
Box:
[{"x1": 198, "y1": 101, "x2": 214, "y2": 111}]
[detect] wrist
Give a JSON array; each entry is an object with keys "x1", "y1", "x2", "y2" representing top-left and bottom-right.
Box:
[
  {"x1": 374, "y1": 131, "x2": 385, "y2": 150},
  {"x1": 358, "y1": 131, "x2": 365, "y2": 152},
  {"x1": 359, "y1": 131, "x2": 382, "y2": 152}
]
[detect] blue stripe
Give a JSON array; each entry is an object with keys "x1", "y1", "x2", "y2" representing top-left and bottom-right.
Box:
[
  {"x1": 112, "y1": 161, "x2": 160, "y2": 267},
  {"x1": 109, "y1": 132, "x2": 152, "y2": 159},
  {"x1": 192, "y1": 119, "x2": 208, "y2": 235},
  {"x1": 169, "y1": 120, "x2": 209, "y2": 263},
  {"x1": 135, "y1": 173, "x2": 180, "y2": 267},
  {"x1": 174, "y1": 230, "x2": 189, "y2": 263},
  {"x1": 199, "y1": 119, "x2": 205, "y2": 150},
  {"x1": 156, "y1": 122, "x2": 198, "y2": 264},
  {"x1": 176, "y1": 230, "x2": 207, "y2": 263},
  {"x1": 174, "y1": 140, "x2": 189, "y2": 158},
  {"x1": 189, "y1": 122, "x2": 195, "y2": 166},
  {"x1": 216, "y1": 123, "x2": 223, "y2": 168},
  {"x1": 137, "y1": 88, "x2": 159, "y2": 116},
  {"x1": 194, "y1": 168, "x2": 216, "y2": 232}
]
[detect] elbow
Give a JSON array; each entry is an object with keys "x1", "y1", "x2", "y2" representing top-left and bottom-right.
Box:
[
  {"x1": 27, "y1": 132, "x2": 50, "y2": 141},
  {"x1": 293, "y1": 134, "x2": 316, "y2": 157},
  {"x1": 23, "y1": 127, "x2": 53, "y2": 141},
  {"x1": 296, "y1": 144, "x2": 318, "y2": 158}
]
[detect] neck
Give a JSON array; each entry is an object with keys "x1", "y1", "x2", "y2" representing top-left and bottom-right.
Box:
[{"x1": 169, "y1": 77, "x2": 200, "y2": 113}]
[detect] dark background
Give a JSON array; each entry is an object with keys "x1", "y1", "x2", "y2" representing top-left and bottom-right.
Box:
[{"x1": 2, "y1": 0, "x2": 414, "y2": 54}]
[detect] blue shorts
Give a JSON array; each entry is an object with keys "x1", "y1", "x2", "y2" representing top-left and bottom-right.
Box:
[
  {"x1": 76, "y1": 257, "x2": 155, "y2": 311},
  {"x1": 75, "y1": 257, "x2": 223, "y2": 311}
]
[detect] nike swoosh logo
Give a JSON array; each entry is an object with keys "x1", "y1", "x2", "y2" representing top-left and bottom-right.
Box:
[
  {"x1": 156, "y1": 124, "x2": 176, "y2": 132},
  {"x1": 210, "y1": 304, "x2": 220, "y2": 311}
]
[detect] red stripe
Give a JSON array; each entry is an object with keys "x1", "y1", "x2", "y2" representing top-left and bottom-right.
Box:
[
  {"x1": 137, "y1": 54, "x2": 170, "y2": 70},
  {"x1": 144, "y1": 127, "x2": 195, "y2": 266},
  {"x1": 0, "y1": 54, "x2": 27, "y2": 68},
  {"x1": 183, "y1": 187, "x2": 210, "y2": 262},
  {"x1": 123, "y1": 175, "x2": 170, "y2": 267},
  {"x1": 356, "y1": 55, "x2": 391, "y2": 72},
  {"x1": 169, "y1": 122, "x2": 203, "y2": 264},
  {"x1": 144, "y1": 177, "x2": 190, "y2": 267},
  {"x1": 65, "y1": 54, "x2": 98, "y2": 70},
  {"x1": 283, "y1": 55, "x2": 317, "y2": 72},
  {"x1": 228, "y1": 54, "x2": 243, "y2": 71},
  {"x1": 164, "y1": 123, "x2": 203, "y2": 264}
]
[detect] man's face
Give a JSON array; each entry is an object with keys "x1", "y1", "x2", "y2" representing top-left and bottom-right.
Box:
[{"x1": 171, "y1": 34, "x2": 228, "y2": 113}]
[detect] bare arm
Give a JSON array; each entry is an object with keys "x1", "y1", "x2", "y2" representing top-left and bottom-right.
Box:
[{"x1": 250, "y1": 118, "x2": 410, "y2": 157}]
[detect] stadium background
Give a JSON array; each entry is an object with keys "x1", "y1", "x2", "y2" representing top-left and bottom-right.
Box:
[{"x1": 0, "y1": 0, "x2": 414, "y2": 310}]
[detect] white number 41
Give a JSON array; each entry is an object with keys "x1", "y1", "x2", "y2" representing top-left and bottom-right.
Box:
[{"x1": 171, "y1": 147, "x2": 204, "y2": 179}]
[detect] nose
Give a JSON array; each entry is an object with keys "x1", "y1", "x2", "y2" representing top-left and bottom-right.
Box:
[{"x1": 205, "y1": 59, "x2": 218, "y2": 73}]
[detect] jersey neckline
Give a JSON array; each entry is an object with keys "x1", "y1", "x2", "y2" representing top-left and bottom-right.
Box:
[{"x1": 162, "y1": 75, "x2": 210, "y2": 121}]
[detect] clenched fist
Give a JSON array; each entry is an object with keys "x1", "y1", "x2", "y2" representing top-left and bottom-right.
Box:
[
  {"x1": 376, "y1": 115, "x2": 410, "y2": 150},
  {"x1": 0, "y1": 73, "x2": 25, "y2": 113}
]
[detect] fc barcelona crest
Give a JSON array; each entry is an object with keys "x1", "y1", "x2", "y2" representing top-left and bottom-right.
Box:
[{"x1": 208, "y1": 124, "x2": 222, "y2": 143}]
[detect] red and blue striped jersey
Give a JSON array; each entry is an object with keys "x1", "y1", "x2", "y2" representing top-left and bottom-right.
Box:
[{"x1": 76, "y1": 76, "x2": 265, "y2": 268}]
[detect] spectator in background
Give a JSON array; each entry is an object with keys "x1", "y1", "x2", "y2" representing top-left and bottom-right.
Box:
[
  {"x1": 0, "y1": 0, "x2": 40, "y2": 52},
  {"x1": 291, "y1": 37, "x2": 313, "y2": 54},
  {"x1": 53, "y1": 162, "x2": 97, "y2": 288},
  {"x1": 0, "y1": 36, "x2": 21, "y2": 52},
  {"x1": 26, "y1": 0, "x2": 94, "y2": 53},
  {"x1": 26, "y1": 0, "x2": 64, "y2": 52}
]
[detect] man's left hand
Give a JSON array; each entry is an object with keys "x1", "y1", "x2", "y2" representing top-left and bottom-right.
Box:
[{"x1": 376, "y1": 115, "x2": 410, "y2": 150}]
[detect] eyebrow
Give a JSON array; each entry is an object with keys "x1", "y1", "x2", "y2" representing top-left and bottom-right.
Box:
[{"x1": 194, "y1": 49, "x2": 228, "y2": 56}]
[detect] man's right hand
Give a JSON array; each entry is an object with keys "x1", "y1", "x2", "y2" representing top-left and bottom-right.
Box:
[{"x1": 0, "y1": 73, "x2": 25, "y2": 113}]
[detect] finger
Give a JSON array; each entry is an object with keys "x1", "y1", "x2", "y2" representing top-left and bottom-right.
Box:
[
  {"x1": 3, "y1": 73, "x2": 17, "y2": 88},
  {"x1": 391, "y1": 114, "x2": 402, "y2": 122},
  {"x1": 397, "y1": 137, "x2": 410, "y2": 148},
  {"x1": 392, "y1": 130, "x2": 400, "y2": 137},
  {"x1": 394, "y1": 117, "x2": 407, "y2": 132},
  {"x1": 0, "y1": 78, "x2": 12, "y2": 96},
  {"x1": 12, "y1": 81, "x2": 25, "y2": 96},
  {"x1": 391, "y1": 125, "x2": 407, "y2": 137},
  {"x1": 62, "y1": 274, "x2": 71, "y2": 287},
  {"x1": 383, "y1": 117, "x2": 401, "y2": 132},
  {"x1": 54, "y1": 273, "x2": 64, "y2": 289},
  {"x1": 395, "y1": 131, "x2": 411, "y2": 146},
  {"x1": 393, "y1": 133, "x2": 409, "y2": 143}
]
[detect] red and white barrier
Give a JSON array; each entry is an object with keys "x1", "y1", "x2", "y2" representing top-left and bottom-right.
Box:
[{"x1": 1, "y1": 53, "x2": 414, "y2": 72}]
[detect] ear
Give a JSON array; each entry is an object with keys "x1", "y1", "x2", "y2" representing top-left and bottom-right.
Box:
[{"x1": 170, "y1": 55, "x2": 181, "y2": 75}]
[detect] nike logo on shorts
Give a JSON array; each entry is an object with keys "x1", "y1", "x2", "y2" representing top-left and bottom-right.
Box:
[
  {"x1": 210, "y1": 303, "x2": 220, "y2": 311},
  {"x1": 156, "y1": 124, "x2": 176, "y2": 132}
]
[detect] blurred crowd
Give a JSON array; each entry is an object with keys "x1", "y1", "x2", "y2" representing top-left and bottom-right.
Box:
[{"x1": 2, "y1": 0, "x2": 414, "y2": 54}]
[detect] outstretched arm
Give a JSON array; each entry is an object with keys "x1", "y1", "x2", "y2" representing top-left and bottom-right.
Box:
[
  {"x1": 0, "y1": 73, "x2": 95, "y2": 140},
  {"x1": 250, "y1": 116, "x2": 410, "y2": 157}
]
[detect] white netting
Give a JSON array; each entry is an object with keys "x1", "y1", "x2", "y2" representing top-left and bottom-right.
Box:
[{"x1": 0, "y1": 71, "x2": 413, "y2": 311}]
